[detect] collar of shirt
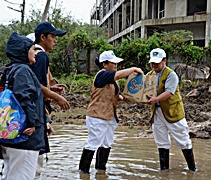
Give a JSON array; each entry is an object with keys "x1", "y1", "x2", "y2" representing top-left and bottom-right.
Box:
[
  {"x1": 155, "y1": 65, "x2": 166, "y2": 106},
  {"x1": 35, "y1": 44, "x2": 45, "y2": 52}
]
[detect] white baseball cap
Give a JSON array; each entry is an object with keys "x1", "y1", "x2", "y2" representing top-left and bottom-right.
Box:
[
  {"x1": 26, "y1": 33, "x2": 35, "y2": 42},
  {"x1": 149, "y1": 48, "x2": 166, "y2": 63},
  {"x1": 99, "y1": 50, "x2": 123, "y2": 63}
]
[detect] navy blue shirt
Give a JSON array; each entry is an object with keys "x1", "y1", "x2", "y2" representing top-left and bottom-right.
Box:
[
  {"x1": 33, "y1": 52, "x2": 49, "y2": 86},
  {"x1": 94, "y1": 70, "x2": 119, "y2": 95}
]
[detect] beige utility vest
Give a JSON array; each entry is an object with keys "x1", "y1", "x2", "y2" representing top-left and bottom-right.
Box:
[
  {"x1": 150, "y1": 67, "x2": 185, "y2": 123},
  {"x1": 86, "y1": 71, "x2": 119, "y2": 120}
]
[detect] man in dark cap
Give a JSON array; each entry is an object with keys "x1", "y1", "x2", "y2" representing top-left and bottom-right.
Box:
[
  {"x1": 33, "y1": 22, "x2": 70, "y2": 111},
  {"x1": 33, "y1": 22, "x2": 71, "y2": 176}
]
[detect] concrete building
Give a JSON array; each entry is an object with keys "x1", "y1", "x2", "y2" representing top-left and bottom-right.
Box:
[{"x1": 90, "y1": 0, "x2": 211, "y2": 47}]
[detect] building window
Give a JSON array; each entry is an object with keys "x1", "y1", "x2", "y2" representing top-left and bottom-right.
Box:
[
  {"x1": 187, "y1": 0, "x2": 207, "y2": 16},
  {"x1": 159, "y1": 0, "x2": 165, "y2": 18}
]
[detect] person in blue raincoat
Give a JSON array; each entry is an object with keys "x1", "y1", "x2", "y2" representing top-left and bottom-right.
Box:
[{"x1": 0, "y1": 32, "x2": 51, "y2": 180}]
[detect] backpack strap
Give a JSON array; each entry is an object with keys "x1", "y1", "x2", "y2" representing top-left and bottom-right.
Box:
[
  {"x1": 0, "y1": 66, "x2": 6, "y2": 92},
  {"x1": 35, "y1": 47, "x2": 43, "y2": 54}
]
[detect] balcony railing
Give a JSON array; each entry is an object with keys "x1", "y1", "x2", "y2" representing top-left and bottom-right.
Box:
[{"x1": 159, "y1": 9, "x2": 165, "y2": 18}]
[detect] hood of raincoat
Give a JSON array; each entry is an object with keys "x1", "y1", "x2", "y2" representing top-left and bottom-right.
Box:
[{"x1": 6, "y1": 32, "x2": 34, "y2": 64}]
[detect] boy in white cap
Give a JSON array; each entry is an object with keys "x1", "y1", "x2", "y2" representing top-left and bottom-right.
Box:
[
  {"x1": 146, "y1": 48, "x2": 197, "y2": 171},
  {"x1": 79, "y1": 50, "x2": 144, "y2": 174}
]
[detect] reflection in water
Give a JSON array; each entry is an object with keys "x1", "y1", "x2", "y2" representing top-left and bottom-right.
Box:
[{"x1": 37, "y1": 124, "x2": 211, "y2": 180}]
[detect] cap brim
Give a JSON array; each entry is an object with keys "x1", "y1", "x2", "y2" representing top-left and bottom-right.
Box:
[
  {"x1": 50, "y1": 30, "x2": 67, "y2": 36},
  {"x1": 149, "y1": 57, "x2": 162, "y2": 63},
  {"x1": 108, "y1": 57, "x2": 124, "y2": 63}
]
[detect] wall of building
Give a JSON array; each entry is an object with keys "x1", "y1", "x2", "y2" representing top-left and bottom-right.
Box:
[
  {"x1": 165, "y1": 0, "x2": 187, "y2": 18},
  {"x1": 68, "y1": 48, "x2": 98, "y2": 74},
  {"x1": 165, "y1": 22, "x2": 205, "y2": 40}
]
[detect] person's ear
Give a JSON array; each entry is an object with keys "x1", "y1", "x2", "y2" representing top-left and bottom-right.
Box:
[
  {"x1": 40, "y1": 34, "x2": 46, "y2": 41},
  {"x1": 102, "y1": 62, "x2": 106, "y2": 68},
  {"x1": 163, "y1": 58, "x2": 167, "y2": 63}
]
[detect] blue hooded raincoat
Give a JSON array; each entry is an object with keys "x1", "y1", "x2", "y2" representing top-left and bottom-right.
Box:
[{"x1": 0, "y1": 32, "x2": 49, "y2": 154}]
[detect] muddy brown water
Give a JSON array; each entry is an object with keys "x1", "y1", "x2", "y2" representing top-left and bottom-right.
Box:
[{"x1": 35, "y1": 123, "x2": 211, "y2": 180}]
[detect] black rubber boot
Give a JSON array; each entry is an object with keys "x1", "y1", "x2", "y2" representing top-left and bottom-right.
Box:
[
  {"x1": 182, "y1": 148, "x2": 197, "y2": 172},
  {"x1": 158, "y1": 148, "x2": 169, "y2": 170},
  {"x1": 95, "y1": 147, "x2": 111, "y2": 170},
  {"x1": 79, "y1": 148, "x2": 95, "y2": 174}
]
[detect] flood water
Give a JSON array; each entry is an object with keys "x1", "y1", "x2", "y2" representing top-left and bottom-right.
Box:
[{"x1": 37, "y1": 124, "x2": 211, "y2": 180}]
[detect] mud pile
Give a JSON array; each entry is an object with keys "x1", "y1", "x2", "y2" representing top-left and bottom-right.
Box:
[{"x1": 52, "y1": 83, "x2": 211, "y2": 139}]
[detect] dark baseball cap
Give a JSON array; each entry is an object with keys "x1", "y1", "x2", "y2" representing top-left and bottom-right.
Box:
[{"x1": 35, "y1": 22, "x2": 66, "y2": 38}]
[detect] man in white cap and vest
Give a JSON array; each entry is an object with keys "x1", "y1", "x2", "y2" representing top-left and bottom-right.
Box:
[{"x1": 146, "y1": 48, "x2": 197, "y2": 172}]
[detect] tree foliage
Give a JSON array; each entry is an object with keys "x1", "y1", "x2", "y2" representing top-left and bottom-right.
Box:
[
  {"x1": 114, "y1": 30, "x2": 206, "y2": 73},
  {"x1": 92, "y1": 37, "x2": 114, "y2": 54},
  {"x1": 0, "y1": 2, "x2": 209, "y2": 78},
  {"x1": 0, "y1": 3, "x2": 108, "y2": 76}
]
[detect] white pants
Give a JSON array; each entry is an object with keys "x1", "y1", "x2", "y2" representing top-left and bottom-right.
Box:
[
  {"x1": 1, "y1": 146, "x2": 39, "y2": 180},
  {"x1": 85, "y1": 116, "x2": 118, "y2": 151},
  {"x1": 152, "y1": 107, "x2": 192, "y2": 149},
  {"x1": 35, "y1": 154, "x2": 44, "y2": 177}
]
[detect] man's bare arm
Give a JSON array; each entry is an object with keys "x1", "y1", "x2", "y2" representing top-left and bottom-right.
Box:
[{"x1": 41, "y1": 84, "x2": 70, "y2": 110}]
